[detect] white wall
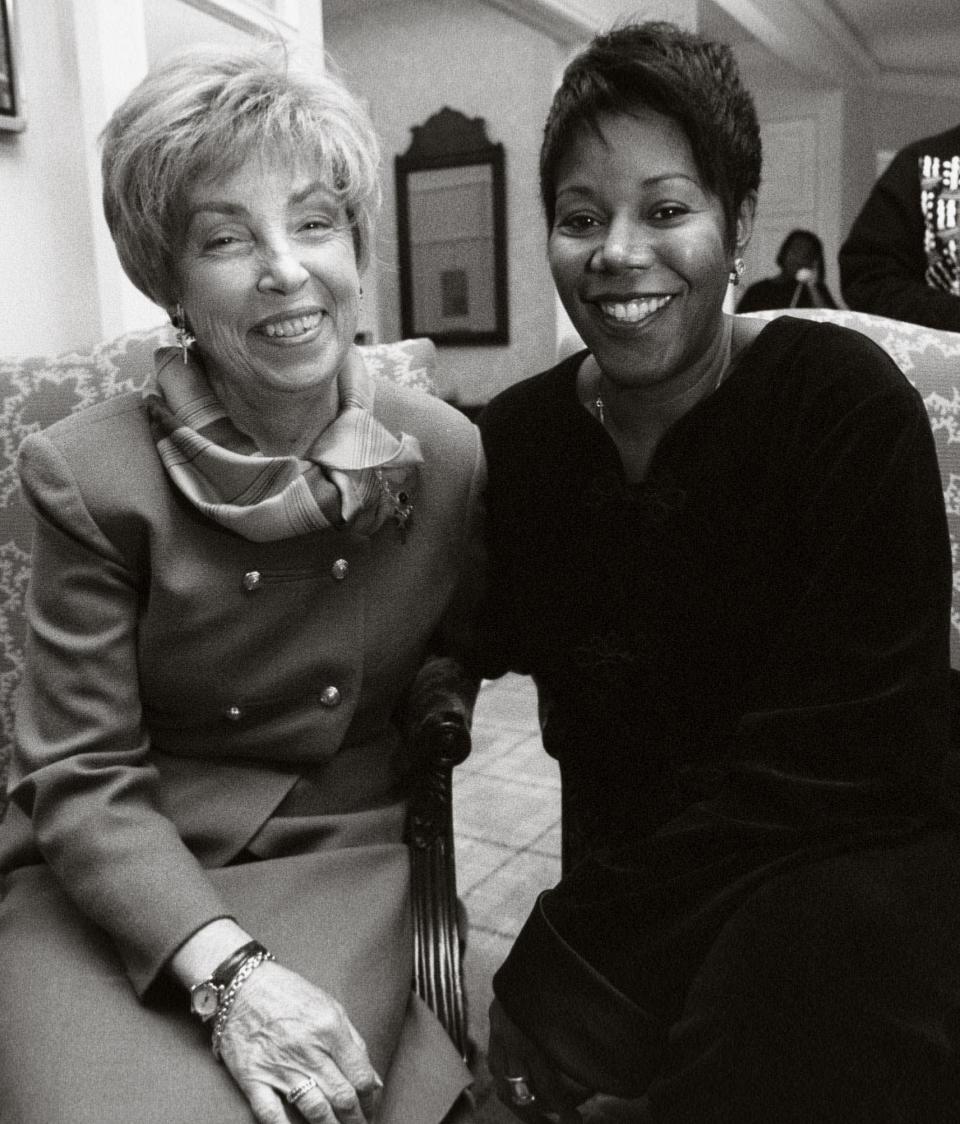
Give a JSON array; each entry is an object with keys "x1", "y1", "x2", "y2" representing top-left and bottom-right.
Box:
[
  {"x1": 145, "y1": 0, "x2": 258, "y2": 64},
  {"x1": 836, "y1": 83, "x2": 878, "y2": 257},
  {"x1": 0, "y1": 0, "x2": 321, "y2": 359},
  {"x1": 325, "y1": 0, "x2": 563, "y2": 406},
  {"x1": 735, "y1": 35, "x2": 960, "y2": 283},
  {"x1": 845, "y1": 89, "x2": 960, "y2": 226},
  {"x1": 0, "y1": 2, "x2": 102, "y2": 355},
  {"x1": 734, "y1": 48, "x2": 846, "y2": 303}
]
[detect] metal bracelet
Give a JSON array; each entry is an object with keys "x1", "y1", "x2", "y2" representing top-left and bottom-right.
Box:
[
  {"x1": 212, "y1": 939, "x2": 267, "y2": 987},
  {"x1": 210, "y1": 948, "x2": 275, "y2": 1060}
]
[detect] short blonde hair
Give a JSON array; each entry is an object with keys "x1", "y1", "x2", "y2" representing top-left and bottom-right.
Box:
[{"x1": 100, "y1": 42, "x2": 381, "y2": 308}]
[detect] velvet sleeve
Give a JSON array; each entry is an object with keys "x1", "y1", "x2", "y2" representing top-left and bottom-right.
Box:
[
  {"x1": 401, "y1": 426, "x2": 487, "y2": 739},
  {"x1": 432, "y1": 423, "x2": 488, "y2": 662}
]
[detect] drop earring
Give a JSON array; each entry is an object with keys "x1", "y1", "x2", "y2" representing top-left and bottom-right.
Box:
[
  {"x1": 729, "y1": 258, "x2": 745, "y2": 286},
  {"x1": 173, "y1": 302, "x2": 196, "y2": 364}
]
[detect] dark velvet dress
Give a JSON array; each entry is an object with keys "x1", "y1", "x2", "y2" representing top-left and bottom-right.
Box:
[{"x1": 477, "y1": 316, "x2": 960, "y2": 1121}]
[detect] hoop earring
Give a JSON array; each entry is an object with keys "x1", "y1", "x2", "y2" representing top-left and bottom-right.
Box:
[
  {"x1": 172, "y1": 302, "x2": 196, "y2": 364},
  {"x1": 729, "y1": 258, "x2": 745, "y2": 287}
]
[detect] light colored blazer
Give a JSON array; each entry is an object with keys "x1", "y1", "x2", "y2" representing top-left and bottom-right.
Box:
[{"x1": 1, "y1": 369, "x2": 485, "y2": 992}]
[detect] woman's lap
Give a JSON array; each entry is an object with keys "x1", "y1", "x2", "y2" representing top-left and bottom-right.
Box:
[
  {"x1": 0, "y1": 864, "x2": 252, "y2": 1124},
  {"x1": 0, "y1": 850, "x2": 469, "y2": 1124},
  {"x1": 645, "y1": 830, "x2": 960, "y2": 1123}
]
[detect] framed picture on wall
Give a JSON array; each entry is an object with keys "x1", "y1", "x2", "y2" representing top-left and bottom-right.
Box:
[
  {"x1": 396, "y1": 107, "x2": 508, "y2": 346},
  {"x1": 0, "y1": 0, "x2": 25, "y2": 133}
]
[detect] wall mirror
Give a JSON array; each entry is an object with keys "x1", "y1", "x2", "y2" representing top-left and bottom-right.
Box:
[
  {"x1": 0, "y1": 0, "x2": 25, "y2": 133},
  {"x1": 395, "y1": 107, "x2": 508, "y2": 346}
]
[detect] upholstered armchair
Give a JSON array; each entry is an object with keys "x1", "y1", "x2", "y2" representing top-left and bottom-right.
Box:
[
  {"x1": 0, "y1": 325, "x2": 475, "y2": 1057},
  {"x1": 740, "y1": 307, "x2": 960, "y2": 671}
]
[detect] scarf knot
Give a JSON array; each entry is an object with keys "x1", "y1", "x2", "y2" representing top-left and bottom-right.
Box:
[{"x1": 144, "y1": 346, "x2": 423, "y2": 542}]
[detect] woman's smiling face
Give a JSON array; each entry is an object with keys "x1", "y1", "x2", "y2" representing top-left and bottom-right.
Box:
[
  {"x1": 174, "y1": 152, "x2": 360, "y2": 404},
  {"x1": 548, "y1": 108, "x2": 753, "y2": 394}
]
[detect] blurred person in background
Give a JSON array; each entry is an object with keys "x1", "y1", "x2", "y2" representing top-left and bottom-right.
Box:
[{"x1": 737, "y1": 228, "x2": 837, "y2": 312}]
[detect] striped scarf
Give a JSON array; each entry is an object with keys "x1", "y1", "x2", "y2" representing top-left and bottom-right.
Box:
[{"x1": 144, "y1": 346, "x2": 423, "y2": 542}]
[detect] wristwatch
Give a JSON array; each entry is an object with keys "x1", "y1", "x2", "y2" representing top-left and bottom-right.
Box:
[{"x1": 189, "y1": 940, "x2": 267, "y2": 1022}]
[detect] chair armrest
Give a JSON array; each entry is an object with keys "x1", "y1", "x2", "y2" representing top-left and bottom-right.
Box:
[
  {"x1": 401, "y1": 655, "x2": 480, "y2": 1059},
  {"x1": 402, "y1": 655, "x2": 479, "y2": 847}
]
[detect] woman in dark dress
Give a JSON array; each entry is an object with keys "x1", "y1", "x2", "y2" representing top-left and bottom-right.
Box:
[
  {"x1": 476, "y1": 21, "x2": 960, "y2": 1123},
  {"x1": 737, "y1": 228, "x2": 838, "y2": 312}
]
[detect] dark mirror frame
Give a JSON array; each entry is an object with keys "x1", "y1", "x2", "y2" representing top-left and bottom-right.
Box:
[
  {"x1": 0, "y1": 0, "x2": 25, "y2": 133},
  {"x1": 395, "y1": 107, "x2": 509, "y2": 346}
]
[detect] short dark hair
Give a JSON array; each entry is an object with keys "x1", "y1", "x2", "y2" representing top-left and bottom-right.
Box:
[{"x1": 540, "y1": 21, "x2": 762, "y2": 247}]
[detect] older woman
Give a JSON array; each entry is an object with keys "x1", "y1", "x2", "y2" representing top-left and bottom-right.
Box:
[
  {"x1": 477, "y1": 22, "x2": 960, "y2": 1123},
  {"x1": 0, "y1": 44, "x2": 482, "y2": 1124}
]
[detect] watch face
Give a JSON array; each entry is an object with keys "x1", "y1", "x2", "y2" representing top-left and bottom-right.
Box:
[{"x1": 190, "y1": 981, "x2": 220, "y2": 1019}]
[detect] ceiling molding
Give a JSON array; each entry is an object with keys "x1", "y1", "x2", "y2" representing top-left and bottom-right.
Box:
[
  {"x1": 479, "y1": 0, "x2": 594, "y2": 46},
  {"x1": 479, "y1": 0, "x2": 688, "y2": 46},
  {"x1": 485, "y1": 0, "x2": 882, "y2": 83},
  {"x1": 176, "y1": 0, "x2": 298, "y2": 38},
  {"x1": 478, "y1": 0, "x2": 957, "y2": 96},
  {"x1": 710, "y1": 0, "x2": 878, "y2": 82}
]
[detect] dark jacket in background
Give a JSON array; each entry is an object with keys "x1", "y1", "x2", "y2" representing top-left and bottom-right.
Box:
[{"x1": 839, "y1": 125, "x2": 960, "y2": 330}]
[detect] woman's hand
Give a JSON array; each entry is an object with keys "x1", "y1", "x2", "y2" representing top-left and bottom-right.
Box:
[
  {"x1": 218, "y1": 960, "x2": 383, "y2": 1124},
  {"x1": 487, "y1": 997, "x2": 590, "y2": 1122}
]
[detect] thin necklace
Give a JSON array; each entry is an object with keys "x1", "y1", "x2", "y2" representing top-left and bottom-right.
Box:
[{"x1": 591, "y1": 320, "x2": 734, "y2": 429}]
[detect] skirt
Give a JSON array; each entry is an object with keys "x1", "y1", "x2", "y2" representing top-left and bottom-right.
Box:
[{"x1": 0, "y1": 807, "x2": 471, "y2": 1123}]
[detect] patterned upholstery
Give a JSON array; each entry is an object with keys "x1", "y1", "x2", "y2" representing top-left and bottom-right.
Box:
[
  {"x1": 0, "y1": 327, "x2": 438, "y2": 809},
  {"x1": 742, "y1": 307, "x2": 960, "y2": 669}
]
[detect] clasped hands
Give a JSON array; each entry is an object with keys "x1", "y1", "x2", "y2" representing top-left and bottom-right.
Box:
[
  {"x1": 218, "y1": 960, "x2": 382, "y2": 1124},
  {"x1": 488, "y1": 999, "x2": 649, "y2": 1124}
]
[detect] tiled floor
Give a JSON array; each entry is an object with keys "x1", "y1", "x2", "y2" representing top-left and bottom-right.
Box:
[{"x1": 451, "y1": 673, "x2": 561, "y2": 1117}]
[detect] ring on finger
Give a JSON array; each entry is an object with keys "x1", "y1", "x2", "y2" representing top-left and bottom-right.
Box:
[
  {"x1": 286, "y1": 1077, "x2": 319, "y2": 1105},
  {"x1": 505, "y1": 1075, "x2": 537, "y2": 1107}
]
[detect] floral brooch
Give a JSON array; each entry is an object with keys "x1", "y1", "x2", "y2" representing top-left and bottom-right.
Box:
[{"x1": 374, "y1": 467, "x2": 415, "y2": 543}]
